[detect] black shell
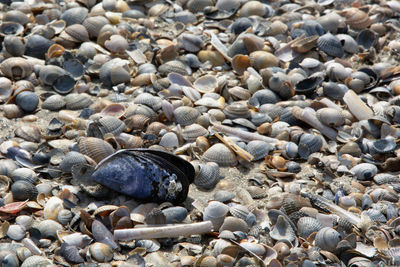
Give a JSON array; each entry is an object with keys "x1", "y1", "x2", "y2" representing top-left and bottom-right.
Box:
[{"x1": 91, "y1": 149, "x2": 195, "y2": 204}]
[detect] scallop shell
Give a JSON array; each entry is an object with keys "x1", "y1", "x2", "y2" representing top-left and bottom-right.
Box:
[
  {"x1": 158, "y1": 60, "x2": 191, "y2": 76},
  {"x1": 249, "y1": 51, "x2": 279, "y2": 70},
  {"x1": 316, "y1": 108, "x2": 345, "y2": 127},
  {"x1": 15, "y1": 125, "x2": 41, "y2": 143},
  {"x1": 317, "y1": 32, "x2": 344, "y2": 58},
  {"x1": 20, "y1": 256, "x2": 52, "y2": 267},
  {"x1": 297, "y1": 217, "x2": 323, "y2": 238},
  {"x1": 159, "y1": 132, "x2": 179, "y2": 148},
  {"x1": 203, "y1": 201, "x2": 230, "y2": 231},
  {"x1": 224, "y1": 102, "x2": 251, "y2": 119},
  {"x1": 270, "y1": 215, "x2": 296, "y2": 242},
  {"x1": 340, "y1": 8, "x2": 371, "y2": 30},
  {"x1": 173, "y1": 106, "x2": 200, "y2": 126},
  {"x1": 11, "y1": 168, "x2": 37, "y2": 184},
  {"x1": 202, "y1": 143, "x2": 237, "y2": 167},
  {"x1": 315, "y1": 227, "x2": 340, "y2": 253},
  {"x1": 182, "y1": 124, "x2": 209, "y2": 142},
  {"x1": 60, "y1": 151, "x2": 87, "y2": 173},
  {"x1": 83, "y1": 16, "x2": 109, "y2": 38},
  {"x1": 60, "y1": 7, "x2": 88, "y2": 26},
  {"x1": 7, "y1": 224, "x2": 26, "y2": 240},
  {"x1": 134, "y1": 93, "x2": 162, "y2": 111},
  {"x1": 298, "y1": 134, "x2": 323, "y2": 159},
  {"x1": 78, "y1": 137, "x2": 115, "y2": 163},
  {"x1": 229, "y1": 204, "x2": 250, "y2": 221},
  {"x1": 246, "y1": 140, "x2": 274, "y2": 161},
  {"x1": 219, "y1": 216, "x2": 248, "y2": 233},
  {"x1": 0, "y1": 57, "x2": 33, "y2": 80},
  {"x1": 87, "y1": 116, "x2": 125, "y2": 138},
  {"x1": 194, "y1": 162, "x2": 219, "y2": 190}
]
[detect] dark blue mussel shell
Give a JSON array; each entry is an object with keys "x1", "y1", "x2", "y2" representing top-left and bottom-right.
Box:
[{"x1": 91, "y1": 149, "x2": 195, "y2": 204}]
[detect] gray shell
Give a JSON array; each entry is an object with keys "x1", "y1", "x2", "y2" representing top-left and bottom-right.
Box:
[
  {"x1": 315, "y1": 227, "x2": 340, "y2": 252},
  {"x1": 317, "y1": 32, "x2": 344, "y2": 58},
  {"x1": 246, "y1": 140, "x2": 274, "y2": 161},
  {"x1": 202, "y1": 143, "x2": 238, "y2": 166},
  {"x1": 350, "y1": 163, "x2": 378, "y2": 181},
  {"x1": 298, "y1": 134, "x2": 323, "y2": 159},
  {"x1": 42, "y1": 94, "x2": 66, "y2": 111},
  {"x1": 297, "y1": 217, "x2": 323, "y2": 238},
  {"x1": 194, "y1": 162, "x2": 219, "y2": 190}
]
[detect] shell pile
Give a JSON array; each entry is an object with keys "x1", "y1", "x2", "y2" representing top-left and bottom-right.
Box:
[{"x1": 2, "y1": 0, "x2": 400, "y2": 265}]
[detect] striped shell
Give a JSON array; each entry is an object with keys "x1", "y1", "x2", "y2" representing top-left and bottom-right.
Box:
[
  {"x1": 173, "y1": 106, "x2": 200, "y2": 126},
  {"x1": 202, "y1": 143, "x2": 237, "y2": 166},
  {"x1": 182, "y1": 124, "x2": 209, "y2": 142},
  {"x1": 340, "y1": 8, "x2": 371, "y2": 30},
  {"x1": 194, "y1": 162, "x2": 219, "y2": 190},
  {"x1": 78, "y1": 137, "x2": 115, "y2": 163},
  {"x1": 0, "y1": 57, "x2": 33, "y2": 80},
  {"x1": 246, "y1": 140, "x2": 274, "y2": 161},
  {"x1": 317, "y1": 32, "x2": 344, "y2": 58},
  {"x1": 297, "y1": 217, "x2": 323, "y2": 238},
  {"x1": 315, "y1": 227, "x2": 340, "y2": 252}
]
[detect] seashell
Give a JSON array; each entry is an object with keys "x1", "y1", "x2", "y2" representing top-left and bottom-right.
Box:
[
  {"x1": 16, "y1": 246, "x2": 32, "y2": 262},
  {"x1": 53, "y1": 73, "x2": 75, "y2": 94},
  {"x1": 186, "y1": 0, "x2": 214, "y2": 13},
  {"x1": 42, "y1": 95, "x2": 66, "y2": 111},
  {"x1": 179, "y1": 33, "x2": 203, "y2": 53},
  {"x1": 339, "y1": 8, "x2": 371, "y2": 30},
  {"x1": 246, "y1": 186, "x2": 267, "y2": 199},
  {"x1": 373, "y1": 173, "x2": 399, "y2": 185},
  {"x1": 78, "y1": 137, "x2": 115, "y2": 163},
  {"x1": 159, "y1": 132, "x2": 179, "y2": 148},
  {"x1": 248, "y1": 90, "x2": 280, "y2": 109},
  {"x1": 224, "y1": 102, "x2": 251, "y2": 119},
  {"x1": 229, "y1": 205, "x2": 249, "y2": 221},
  {"x1": 297, "y1": 134, "x2": 323, "y2": 160},
  {"x1": 194, "y1": 162, "x2": 219, "y2": 190},
  {"x1": 162, "y1": 207, "x2": 188, "y2": 223},
  {"x1": 194, "y1": 75, "x2": 218, "y2": 94},
  {"x1": 4, "y1": 10, "x2": 29, "y2": 25},
  {"x1": 60, "y1": 243, "x2": 84, "y2": 264},
  {"x1": 230, "y1": 18, "x2": 253, "y2": 35},
  {"x1": 0, "y1": 57, "x2": 33, "y2": 80},
  {"x1": 317, "y1": 12, "x2": 343, "y2": 34},
  {"x1": 246, "y1": 140, "x2": 274, "y2": 161},
  {"x1": 7, "y1": 224, "x2": 26, "y2": 240},
  {"x1": 39, "y1": 65, "x2": 66, "y2": 86},
  {"x1": 219, "y1": 216, "x2": 248, "y2": 233},
  {"x1": 0, "y1": 21, "x2": 24, "y2": 38},
  {"x1": 239, "y1": 1, "x2": 267, "y2": 17},
  {"x1": 92, "y1": 149, "x2": 194, "y2": 204},
  {"x1": 198, "y1": 50, "x2": 225, "y2": 66},
  {"x1": 173, "y1": 106, "x2": 200, "y2": 126},
  {"x1": 336, "y1": 34, "x2": 358, "y2": 54},
  {"x1": 300, "y1": 20, "x2": 325, "y2": 37},
  {"x1": 136, "y1": 239, "x2": 161, "y2": 252},
  {"x1": 249, "y1": 51, "x2": 279, "y2": 70},
  {"x1": 316, "y1": 108, "x2": 345, "y2": 127},
  {"x1": 202, "y1": 143, "x2": 237, "y2": 167},
  {"x1": 0, "y1": 159, "x2": 18, "y2": 176},
  {"x1": 357, "y1": 29, "x2": 377, "y2": 50},
  {"x1": 60, "y1": 151, "x2": 87, "y2": 173},
  {"x1": 104, "y1": 34, "x2": 128, "y2": 54},
  {"x1": 83, "y1": 16, "x2": 109, "y2": 38},
  {"x1": 63, "y1": 59, "x2": 84, "y2": 79},
  {"x1": 291, "y1": 35, "x2": 318, "y2": 54},
  {"x1": 60, "y1": 7, "x2": 88, "y2": 26},
  {"x1": 3, "y1": 35, "x2": 25, "y2": 57},
  {"x1": 15, "y1": 91, "x2": 39, "y2": 114},
  {"x1": 25, "y1": 34, "x2": 55, "y2": 59},
  {"x1": 99, "y1": 58, "x2": 130, "y2": 87},
  {"x1": 270, "y1": 215, "x2": 295, "y2": 242},
  {"x1": 182, "y1": 124, "x2": 208, "y2": 142},
  {"x1": 315, "y1": 227, "x2": 340, "y2": 253},
  {"x1": 20, "y1": 256, "x2": 52, "y2": 267},
  {"x1": 64, "y1": 24, "x2": 90, "y2": 42},
  {"x1": 124, "y1": 114, "x2": 151, "y2": 132},
  {"x1": 158, "y1": 60, "x2": 191, "y2": 76},
  {"x1": 11, "y1": 168, "x2": 37, "y2": 184},
  {"x1": 44, "y1": 196, "x2": 63, "y2": 221},
  {"x1": 89, "y1": 242, "x2": 113, "y2": 262},
  {"x1": 317, "y1": 32, "x2": 344, "y2": 58},
  {"x1": 203, "y1": 201, "x2": 229, "y2": 231},
  {"x1": 11, "y1": 180, "x2": 38, "y2": 201},
  {"x1": 134, "y1": 93, "x2": 162, "y2": 111},
  {"x1": 350, "y1": 163, "x2": 378, "y2": 181},
  {"x1": 322, "y1": 82, "x2": 347, "y2": 100},
  {"x1": 214, "y1": 190, "x2": 236, "y2": 202},
  {"x1": 87, "y1": 116, "x2": 125, "y2": 138},
  {"x1": 38, "y1": 219, "x2": 63, "y2": 238},
  {"x1": 297, "y1": 217, "x2": 323, "y2": 238}
]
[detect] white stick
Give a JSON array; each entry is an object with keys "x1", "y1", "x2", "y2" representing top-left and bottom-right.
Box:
[{"x1": 114, "y1": 221, "x2": 213, "y2": 241}]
